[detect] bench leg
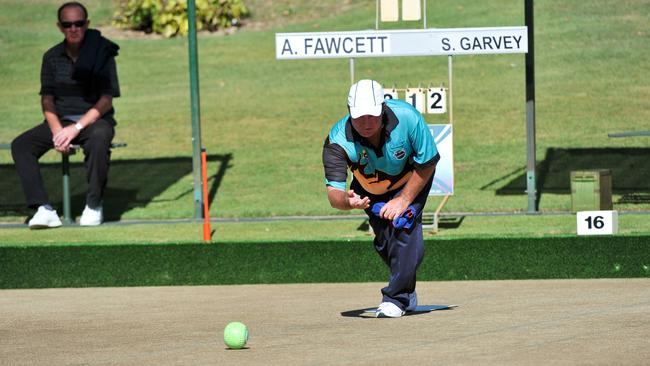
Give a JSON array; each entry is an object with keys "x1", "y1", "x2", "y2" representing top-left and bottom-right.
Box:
[{"x1": 62, "y1": 153, "x2": 72, "y2": 225}]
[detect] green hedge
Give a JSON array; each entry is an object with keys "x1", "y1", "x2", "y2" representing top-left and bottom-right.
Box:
[
  {"x1": 112, "y1": 0, "x2": 250, "y2": 37},
  {"x1": 1, "y1": 236, "x2": 648, "y2": 289}
]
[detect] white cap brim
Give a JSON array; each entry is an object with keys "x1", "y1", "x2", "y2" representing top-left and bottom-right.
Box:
[{"x1": 349, "y1": 104, "x2": 383, "y2": 119}]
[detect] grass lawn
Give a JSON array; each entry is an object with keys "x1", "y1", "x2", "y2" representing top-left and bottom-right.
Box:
[
  {"x1": 1, "y1": 0, "x2": 649, "y2": 226},
  {"x1": 1, "y1": 212, "x2": 649, "y2": 246}
]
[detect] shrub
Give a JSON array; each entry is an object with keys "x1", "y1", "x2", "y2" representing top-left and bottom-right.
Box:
[{"x1": 113, "y1": 0, "x2": 250, "y2": 38}]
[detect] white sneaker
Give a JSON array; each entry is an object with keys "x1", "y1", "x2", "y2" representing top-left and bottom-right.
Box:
[
  {"x1": 28, "y1": 206, "x2": 62, "y2": 229},
  {"x1": 375, "y1": 302, "x2": 405, "y2": 318},
  {"x1": 80, "y1": 205, "x2": 103, "y2": 226},
  {"x1": 406, "y1": 291, "x2": 418, "y2": 312}
]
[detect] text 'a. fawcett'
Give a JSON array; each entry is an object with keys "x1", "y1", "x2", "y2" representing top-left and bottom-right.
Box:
[{"x1": 279, "y1": 35, "x2": 391, "y2": 58}]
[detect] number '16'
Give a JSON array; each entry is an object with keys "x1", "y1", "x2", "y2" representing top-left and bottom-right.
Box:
[{"x1": 585, "y1": 216, "x2": 605, "y2": 229}]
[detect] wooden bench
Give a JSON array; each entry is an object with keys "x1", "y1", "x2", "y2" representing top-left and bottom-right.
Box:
[{"x1": 0, "y1": 142, "x2": 126, "y2": 224}]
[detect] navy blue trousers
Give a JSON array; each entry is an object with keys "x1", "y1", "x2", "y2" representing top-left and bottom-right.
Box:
[{"x1": 352, "y1": 173, "x2": 434, "y2": 310}]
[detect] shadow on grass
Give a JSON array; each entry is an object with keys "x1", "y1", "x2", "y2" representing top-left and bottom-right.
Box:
[
  {"x1": 483, "y1": 148, "x2": 650, "y2": 206},
  {"x1": 0, "y1": 154, "x2": 232, "y2": 221},
  {"x1": 437, "y1": 216, "x2": 465, "y2": 229}
]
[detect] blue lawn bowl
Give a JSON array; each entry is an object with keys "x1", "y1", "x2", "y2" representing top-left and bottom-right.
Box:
[{"x1": 371, "y1": 202, "x2": 416, "y2": 229}]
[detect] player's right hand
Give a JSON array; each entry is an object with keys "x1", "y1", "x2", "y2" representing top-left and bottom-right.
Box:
[{"x1": 347, "y1": 190, "x2": 370, "y2": 209}]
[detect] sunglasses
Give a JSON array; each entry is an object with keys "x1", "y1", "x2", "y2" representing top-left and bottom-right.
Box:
[{"x1": 60, "y1": 20, "x2": 86, "y2": 28}]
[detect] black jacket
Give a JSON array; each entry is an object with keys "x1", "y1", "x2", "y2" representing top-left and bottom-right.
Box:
[{"x1": 72, "y1": 29, "x2": 119, "y2": 87}]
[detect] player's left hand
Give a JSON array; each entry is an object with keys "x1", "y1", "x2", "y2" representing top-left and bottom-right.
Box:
[{"x1": 379, "y1": 196, "x2": 410, "y2": 221}]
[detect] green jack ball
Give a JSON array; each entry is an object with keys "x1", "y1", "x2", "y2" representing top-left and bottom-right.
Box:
[{"x1": 223, "y1": 322, "x2": 248, "y2": 349}]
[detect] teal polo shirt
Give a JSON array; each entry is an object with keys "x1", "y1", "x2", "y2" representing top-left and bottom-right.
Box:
[{"x1": 322, "y1": 99, "x2": 440, "y2": 196}]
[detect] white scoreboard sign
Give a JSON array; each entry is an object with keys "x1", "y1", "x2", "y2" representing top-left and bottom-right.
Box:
[
  {"x1": 276, "y1": 27, "x2": 527, "y2": 59},
  {"x1": 428, "y1": 124, "x2": 454, "y2": 196}
]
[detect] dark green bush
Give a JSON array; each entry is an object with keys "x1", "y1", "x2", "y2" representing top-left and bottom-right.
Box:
[{"x1": 113, "y1": 0, "x2": 250, "y2": 38}]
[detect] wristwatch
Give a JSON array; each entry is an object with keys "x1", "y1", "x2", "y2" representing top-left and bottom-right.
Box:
[{"x1": 74, "y1": 122, "x2": 83, "y2": 131}]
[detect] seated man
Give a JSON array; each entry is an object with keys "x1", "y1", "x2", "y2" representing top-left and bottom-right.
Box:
[{"x1": 11, "y1": 1, "x2": 120, "y2": 228}]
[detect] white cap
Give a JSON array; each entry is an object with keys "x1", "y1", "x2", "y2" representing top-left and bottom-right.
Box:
[{"x1": 347, "y1": 79, "x2": 384, "y2": 119}]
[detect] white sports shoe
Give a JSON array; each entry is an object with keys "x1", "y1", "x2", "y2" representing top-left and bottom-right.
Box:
[
  {"x1": 80, "y1": 205, "x2": 103, "y2": 226},
  {"x1": 406, "y1": 291, "x2": 418, "y2": 312},
  {"x1": 28, "y1": 205, "x2": 62, "y2": 229},
  {"x1": 375, "y1": 302, "x2": 405, "y2": 318}
]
